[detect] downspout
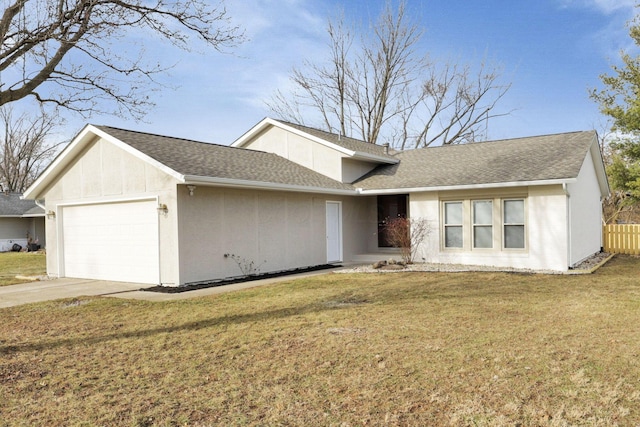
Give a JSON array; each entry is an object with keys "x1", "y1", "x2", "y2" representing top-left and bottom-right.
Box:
[
  {"x1": 34, "y1": 199, "x2": 46, "y2": 211},
  {"x1": 562, "y1": 183, "x2": 571, "y2": 269}
]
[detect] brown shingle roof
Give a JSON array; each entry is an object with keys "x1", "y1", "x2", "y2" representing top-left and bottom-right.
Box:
[
  {"x1": 354, "y1": 131, "x2": 597, "y2": 190},
  {"x1": 96, "y1": 126, "x2": 354, "y2": 192},
  {"x1": 97, "y1": 126, "x2": 597, "y2": 193}
]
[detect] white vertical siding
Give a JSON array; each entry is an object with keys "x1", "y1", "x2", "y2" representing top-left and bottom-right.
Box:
[
  {"x1": 240, "y1": 126, "x2": 346, "y2": 182},
  {"x1": 239, "y1": 126, "x2": 379, "y2": 184}
]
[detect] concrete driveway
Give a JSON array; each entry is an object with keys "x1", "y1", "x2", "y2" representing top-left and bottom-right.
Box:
[
  {"x1": 0, "y1": 278, "x2": 145, "y2": 308},
  {"x1": 0, "y1": 268, "x2": 341, "y2": 308}
]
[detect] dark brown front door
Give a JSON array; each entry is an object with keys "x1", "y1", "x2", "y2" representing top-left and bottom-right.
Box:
[{"x1": 377, "y1": 194, "x2": 408, "y2": 247}]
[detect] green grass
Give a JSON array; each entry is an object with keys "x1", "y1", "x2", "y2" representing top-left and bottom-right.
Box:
[
  {"x1": 1, "y1": 255, "x2": 640, "y2": 426},
  {"x1": 0, "y1": 251, "x2": 46, "y2": 286}
]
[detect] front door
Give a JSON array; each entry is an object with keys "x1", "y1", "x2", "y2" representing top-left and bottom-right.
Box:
[
  {"x1": 326, "y1": 201, "x2": 343, "y2": 263},
  {"x1": 377, "y1": 194, "x2": 408, "y2": 247}
]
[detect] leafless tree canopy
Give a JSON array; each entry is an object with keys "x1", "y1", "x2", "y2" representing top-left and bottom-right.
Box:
[
  {"x1": 0, "y1": 107, "x2": 63, "y2": 192},
  {"x1": 268, "y1": 2, "x2": 510, "y2": 149},
  {"x1": 0, "y1": 0, "x2": 242, "y2": 118},
  {"x1": 597, "y1": 127, "x2": 640, "y2": 224}
]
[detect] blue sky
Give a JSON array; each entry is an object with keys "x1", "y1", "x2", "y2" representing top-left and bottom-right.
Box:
[{"x1": 38, "y1": 0, "x2": 640, "y2": 144}]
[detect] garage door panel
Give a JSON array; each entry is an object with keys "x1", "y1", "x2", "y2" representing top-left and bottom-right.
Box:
[{"x1": 62, "y1": 200, "x2": 160, "y2": 284}]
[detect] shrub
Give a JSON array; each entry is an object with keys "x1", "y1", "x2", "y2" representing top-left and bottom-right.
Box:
[{"x1": 384, "y1": 217, "x2": 431, "y2": 264}]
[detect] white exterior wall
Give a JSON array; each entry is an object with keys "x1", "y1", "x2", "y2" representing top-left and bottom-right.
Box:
[
  {"x1": 240, "y1": 126, "x2": 379, "y2": 184},
  {"x1": 40, "y1": 137, "x2": 180, "y2": 285},
  {"x1": 176, "y1": 186, "x2": 370, "y2": 285},
  {"x1": 410, "y1": 185, "x2": 570, "y2": 271},
  {"x1": 342, "y1": 159, "x2": 379, "y2": 184},
  {"x1": 527, "y1": 186, "x2": 569, "y2": 271},
  {"x1": 567, "y1": 150, "x2": 603, "y2": 265},
  {"x1": 241, "y1": 127, "x2": 345, "y2": 181}
]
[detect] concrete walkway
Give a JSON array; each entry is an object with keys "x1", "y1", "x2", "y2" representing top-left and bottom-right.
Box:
[{"x1": 0, "y1": 269, "x2": 340, "y2": 308}]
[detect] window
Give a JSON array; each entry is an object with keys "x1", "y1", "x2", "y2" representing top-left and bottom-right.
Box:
[
  {"x1": 441, "y1": 197, "x2": 526, "y2": 252},
  {"x1": 473, "y1": 200, "x2": 493, "y2": 248},
  {"x1": 444, "y1": 202, "x2": 463, "y2": 248},
  {"x1": 503, "y1": 199, "x2": 525, "y2": 249}
]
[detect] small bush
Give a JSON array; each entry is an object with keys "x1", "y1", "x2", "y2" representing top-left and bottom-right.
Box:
[{"x1": 384, "y1": 217, "x2": 431, "y2": 264}]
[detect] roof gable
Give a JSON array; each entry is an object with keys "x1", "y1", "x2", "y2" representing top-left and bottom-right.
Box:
[
  {"x1": 23, "y1": 124, "x2": 183, "y2": 200},
  {"x1": 354, "y1": 131, "x2": 607, "y2": 192},
  {"x1": 232, "y1": 118, "x2": 398, "y2": 164}
]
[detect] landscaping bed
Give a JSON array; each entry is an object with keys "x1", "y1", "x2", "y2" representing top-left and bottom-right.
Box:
[{"x1": 143, "y1": 263, "x2": 339, "y2": 293}]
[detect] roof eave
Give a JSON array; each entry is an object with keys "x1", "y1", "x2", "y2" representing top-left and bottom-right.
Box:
[
  {"x1": 589, "y1": 134, "x2": 611, "y2": 198},
  {"x1": 351, "y1": 151, "x2": 399, "y2": 164},
  {"x1": 356, "y1": 178, "x2": 577, "y2": 195},
  {"x1": 183, "y1": 175, "x2": 357, "y2": 196}
]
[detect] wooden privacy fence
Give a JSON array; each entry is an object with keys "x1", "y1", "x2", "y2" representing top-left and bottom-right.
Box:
[{"x1": 603, "y1": 224, "x2": 640, "y2": 255}]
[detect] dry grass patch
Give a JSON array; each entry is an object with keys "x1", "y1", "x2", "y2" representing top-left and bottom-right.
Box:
[
  {"x1": 1, "y1": 256, "x2": 640, "y2": 425},
  {"x1": 0, "y1": 251, "x2": 46, "y2": 286}
]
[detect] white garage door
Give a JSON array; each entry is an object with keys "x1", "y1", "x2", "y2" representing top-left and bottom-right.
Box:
[{"x1": 62, "y1": 200, "x2": 160, "y2": 284}]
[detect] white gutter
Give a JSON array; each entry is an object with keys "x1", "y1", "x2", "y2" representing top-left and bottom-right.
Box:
[
  {"x1": 182, "y1": 176, "x2": 577, "y2": 197},
  {"x1": 183, "y1": 175, "x2": 357, "y2": 196},
  {"x1": 356, "y1": 178, "x2": 576, "y2": 195}
]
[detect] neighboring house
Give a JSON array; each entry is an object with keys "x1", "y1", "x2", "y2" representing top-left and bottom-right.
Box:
[
  {"x1": 23, "y1": 118, "x2": 609, "y2": 285},
  {"x1": 0, "y1": 192, "x2": 45, "y2": 252}
]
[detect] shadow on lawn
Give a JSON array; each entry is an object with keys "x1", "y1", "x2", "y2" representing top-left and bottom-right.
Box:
[
  {"x1": 2, "y1": 257, "x2": 634, "y2": 356},
  {"x1": 0, "y1": 299, "x2": 358, "y2": 355}
]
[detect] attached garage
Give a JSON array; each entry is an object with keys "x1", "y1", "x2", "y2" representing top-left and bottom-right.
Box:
[{"x1": 61, "y1": 199, "x2": 160, "y2": 284}]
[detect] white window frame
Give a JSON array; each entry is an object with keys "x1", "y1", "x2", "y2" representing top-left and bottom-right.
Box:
[
  {"x1": 502, "y1": 198, "x2": 527, "y2": 250},
  {"x1": 440, "y1": 197, "x2": 527, "y2": 253},
  {"x1": 443, "y1": 201, "x2": 464, "y2": 249},
  {"x1": 472, "y1": 200, "x2": 493, "y2": 249}
]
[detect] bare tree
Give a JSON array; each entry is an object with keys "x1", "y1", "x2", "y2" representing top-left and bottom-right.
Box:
[
  {"x1": 598, "y1": 127, "x2": 640, "y2": 224},
  {"x1": 268, "y1": 2, "x2": 510, "y2": 148},
  {"x1": 0, "y1": 0, "x2": 243, "y2": 118},
  {"x1": 0, "y1": 107, "x2": 63, "y2": 192}
]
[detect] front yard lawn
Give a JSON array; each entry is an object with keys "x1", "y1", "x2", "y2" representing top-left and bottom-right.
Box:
[
  {"x1": 0, "y1": 251, "x2": 46, "y2": 286},
  {"x1": 1, "y1": 255, "x2": 640, "y2": 425}
]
